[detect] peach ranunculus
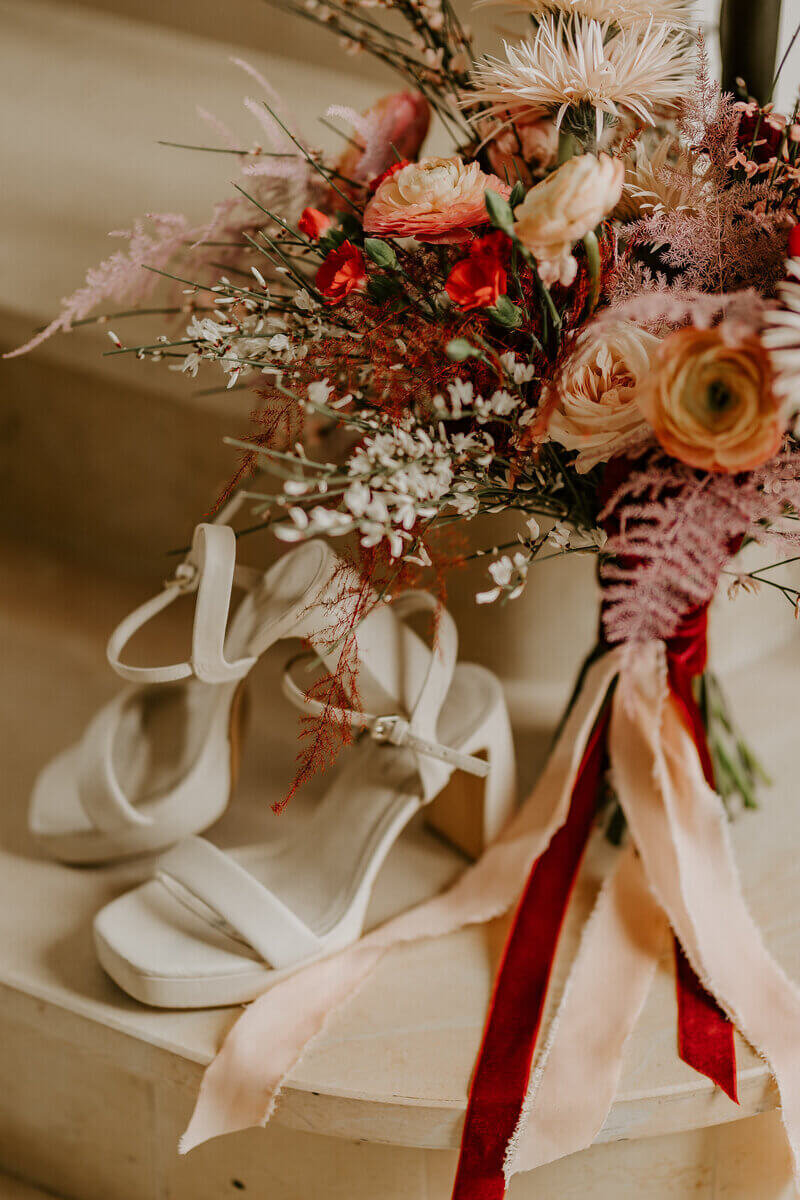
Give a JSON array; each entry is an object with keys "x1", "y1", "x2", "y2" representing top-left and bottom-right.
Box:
[
  {"x1": 547, "y1": 320, "x2": 659, "y2": 472},
  {"x1": 637, "y1": 329, "x2": 784, "y2": 473},
  {"x1": 512, "y1": 152, "x2": 624, "y2": 286},
  {"x1": 362, "y1": 156, "x2": 512, "y2": 244}
]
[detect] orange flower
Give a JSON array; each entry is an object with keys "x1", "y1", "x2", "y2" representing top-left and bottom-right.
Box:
[
  {"x1": 363, "y1": 156, "x2": 511, "y2": 244},
  {"x1": 637, "y1": 329, "x2": 784, "y2": 473},
  {"x1": 315, "y1": 241, "x2": 366, "y2": 303}
]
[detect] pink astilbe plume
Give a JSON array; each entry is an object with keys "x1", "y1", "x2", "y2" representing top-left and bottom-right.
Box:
[
  {"x1": 599, "y1": 445, "x2": 800, "y2": 644},
  {"x1": 615, "y1": 39, "x2": 795, "y2": 305},
  {"x1": 5, "y1": 214, "x2": 193, "y2": 359},
  {"x1": 604, "y1": 278, "x2": 768, "y2": 338}
]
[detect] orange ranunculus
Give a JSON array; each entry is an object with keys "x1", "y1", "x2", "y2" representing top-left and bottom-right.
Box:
[{"x1": 637, "y1": 328, "x2": 784, "y2": 473}]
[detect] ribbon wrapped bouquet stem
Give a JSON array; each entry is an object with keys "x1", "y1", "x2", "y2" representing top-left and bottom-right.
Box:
[{"x1": 181, "y1": 587, "x2": 800, "y2": 1198}]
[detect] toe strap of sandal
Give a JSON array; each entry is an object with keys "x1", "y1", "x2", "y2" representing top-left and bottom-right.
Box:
[{"x1": 155, "y1": 837, "x2": 323, "y2": 970}]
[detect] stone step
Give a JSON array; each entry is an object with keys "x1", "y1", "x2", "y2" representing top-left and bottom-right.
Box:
[{"x1": 2, "y1": 539, "x2": 798, "y2": 1200}]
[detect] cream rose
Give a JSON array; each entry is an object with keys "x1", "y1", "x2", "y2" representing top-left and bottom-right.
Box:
[
  {"x1": 637, "y1": 329, "x2": 784, "y2": 473},
  {"x1": 547, "y1": 320, "x2": 659, "y2": 472},
  {"x1": 362, "y1": 156, "x2": 510, "y2": 243},
  {"x1": 512, "y1": 152, "x2": 624, "y2": 286}
]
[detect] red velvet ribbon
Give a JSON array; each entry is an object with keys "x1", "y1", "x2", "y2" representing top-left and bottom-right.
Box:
[
  {"x1": 451, "y1": 706, "x2": 611, "y2": 1200},
  {"x1": 665, "y1": 606, "x2": 738, "y2": 1105},
  {"x1": 451, "y1": 603, "x2": 737, "y2": 1200}
]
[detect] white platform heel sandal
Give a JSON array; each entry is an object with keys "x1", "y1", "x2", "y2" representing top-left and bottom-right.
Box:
[
  {"x1": 93, "y1": 592, "x2": 517, "y2": 1008},
  {"x1": 29, "y1": 520, "x2": 436, "y2": 864}
]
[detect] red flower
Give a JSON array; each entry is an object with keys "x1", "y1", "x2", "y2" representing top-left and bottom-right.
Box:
[
  {"x1": 445, "y1": 232, "x2": 511, "y2": 311},
  {"x1": 315, "y1": 241, "x2": 367, "y2": 303},
  {"x1": 468, "y1": 231, "x2": 512, "y2": 260},
  {"x1": 368, "y1": 160, "x2": 409, "y2": 193},
  {"x1": 298, "y1": 207, "x2": 332, "y2": 240},
  {"x1": 789, "y1": 223, "x2": 800, "y2": 260}
]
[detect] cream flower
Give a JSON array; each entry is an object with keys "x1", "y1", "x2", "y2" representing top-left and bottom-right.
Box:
[
  {"x1": 475, "y1": 0, "x2": 691, "y2": 28},
  {"x1": 467, "y1": 15, "x2": 691, "y2": 141},
  {"x1": 615, "y1": 137, "x2": 697, "y2": 222},
  {"x1": 362, "y1": 156, "x2": 510, "y2": 243},
  {"x1": 637, "y1": 329, "x2": 784, "y2": 473},
  {"x1": 513, "y1": 152, "x2": 624, "y2": 285},
  {"x1": 547, "y1": 320, "x2": 659, "y2": 471}
]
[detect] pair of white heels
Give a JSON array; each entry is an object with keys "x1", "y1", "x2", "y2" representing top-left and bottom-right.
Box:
[{"x1": 30, "y1": 520, "x2": 517, "y2": 1009}]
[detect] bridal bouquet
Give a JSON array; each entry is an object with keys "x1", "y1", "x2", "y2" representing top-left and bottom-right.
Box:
[{"x1": 11, "y1": 0, "x2": 800, "y2": 1194}]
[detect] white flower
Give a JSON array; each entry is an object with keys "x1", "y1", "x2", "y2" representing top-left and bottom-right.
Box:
[
  {"x1": 546, "y1": 319, "x2": 659, "y2": 471},
  {"x1": 513, "y1": 153, "x2": 624, "y2": 286},
  {"x1": 487, "y1": 389, "x2": 518, "y2": 416},
  {"x1": 500, "y1": 352, "x2": 536, "y2": 385},
  {"x1": 307, "y1": 379, "x2": 334, "y2": 406},
  {"x1": 762, "y1": 258, "x2": 800, "y2": 414},
  {"x1": 448, "y1": 378, "x2": 475, "y2": 414},
  {"x1": 268, "y1": 333, "x2": 291, "y2": 353},
  {"x1": 547, "y1": 521, "x2": 571, "y2": 549},
  {"x1": 477, "y1": 550, "x2": 531, "y2": 603},
  {"x1": 526, "y1": 516, "x2": 541, "y2": 539},
  {"x1": 295, "y1": 289, "x2": 317, "y2": 312},
  {"x1": 176, "y1": 352, "x2": 201, "y2": 377},
  {"x1": 344, "y1": 480, "x2": 371, "y2": 517},
  {"x1": 476, "y1": 0, "x2": 690, "y2": 30},
  {"x1": 469, "y1": 15, "x2": 691, "y2": 141},
  {"x1": 489, "y1": 556, "x2": 514, "y2": 586}
]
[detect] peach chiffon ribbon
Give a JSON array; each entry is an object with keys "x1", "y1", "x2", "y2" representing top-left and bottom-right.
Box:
[{"x1": 182, "y1": 642, "x2": 800, "y2": 1195}]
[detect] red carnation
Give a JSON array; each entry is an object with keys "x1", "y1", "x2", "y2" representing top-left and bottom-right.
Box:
[
  {"x1": 298, "y1": 207, "x2": 332, "y2": 240},
  {"x1": 789, "y1": 224, "x2": 800, "y2": 260},
  {"x1": 315, "y1": 241, "x2": 367, "y2": 303},
  {"x1": 445, "y1": 232, "x2": 511, "y2": 311},
  {"x1": 368, "y1": 159, "x2": 410, "y2": 193}
]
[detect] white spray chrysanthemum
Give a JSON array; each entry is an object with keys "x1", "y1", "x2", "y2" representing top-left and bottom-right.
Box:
[
  {"x1": 467, "y1": 15, "x2": 691, "y2": 141},
  {"x1": 475, "y1": 0, "x2": 691, "y2": 29},
  {"x1": 762, "y1": 258, "x2": 800, "y2": 416}
]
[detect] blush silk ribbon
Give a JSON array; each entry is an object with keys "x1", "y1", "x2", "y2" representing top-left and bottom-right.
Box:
[{"x1": 181, "y1": 640, "x2": 800, "y2": 1200}]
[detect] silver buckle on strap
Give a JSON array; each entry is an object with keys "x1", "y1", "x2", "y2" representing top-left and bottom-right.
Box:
[{"x1": 370, "y1": 715, "x2": 408, "y2": 746}]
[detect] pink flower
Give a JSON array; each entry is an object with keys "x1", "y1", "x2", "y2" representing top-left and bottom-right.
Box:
[
  {"x1": 330, "y1": 92, "x2": 430, "y2": 210},
  {"x1": 363, "y1": 157, "x2": 512, "y2": 244}
]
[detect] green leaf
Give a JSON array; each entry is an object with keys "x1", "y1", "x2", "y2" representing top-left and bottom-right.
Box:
[
  {"x1": 509, "y1": 180, "x2": 526, "y2": 208},
  {"x1": 364, "y1": 238, "x2": 398, "y2": 269},
  {"x1": 317, "y1": 227, "x2": 348, "y2": 255},
  {"x1": 339, "y1": 212, "x2": 363, "y2": 240},
  {"x1": 487, "y1": 294, "x2": 523, "y2": 328},
  {"x1": 367, "y1": 275, "x2": 401, "y2": 303},
  {"x1": 446, "y1": 338, "x2": 482, "y2": 362},
  {"x1": 484, "y1": 188, "x2": 515, "y2": 236}
]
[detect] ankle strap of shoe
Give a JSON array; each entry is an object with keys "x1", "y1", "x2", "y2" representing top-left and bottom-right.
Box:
[
  {"x1": 107, "y1": 522, "x2": 259, "y2": 685},
  {"x1": 282, "y1": 651, "x2": 490, "y2": 779}
]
